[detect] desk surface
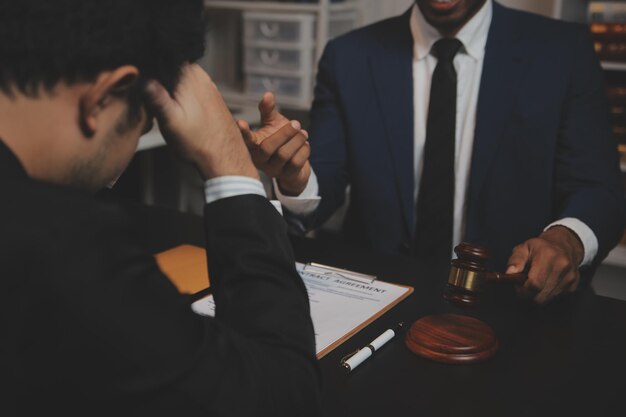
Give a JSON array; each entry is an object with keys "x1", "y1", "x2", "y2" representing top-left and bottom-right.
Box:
[{"x1": 127, "y1": 203, "x2": 626, "y2": 417}]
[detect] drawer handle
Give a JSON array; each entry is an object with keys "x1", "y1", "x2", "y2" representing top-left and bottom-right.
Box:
[
  {"x1": 260, "y1": 50, "x2": 280, "y2": 65},
  {"x1": 261, "y1": 77, "x2": 281, "y2": 91},
  {"x1": 259, "y1": 22, "x2": 280, "y2": 38}
]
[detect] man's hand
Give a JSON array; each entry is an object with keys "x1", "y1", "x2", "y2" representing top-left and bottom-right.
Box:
[
  {"x1": 144, "y1": 64, "x2": 258, "y2": 180},
  {"x1": 506, "y1": 226, "x2": 585, "y2": 304},
  {"x1": 238, "y1": 92, "x2": 311, "y2": 196}
]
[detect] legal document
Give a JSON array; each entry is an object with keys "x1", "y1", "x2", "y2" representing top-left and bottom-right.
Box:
[{"x1": 191, "y1": 262, "x2": 413, "y2": 358}]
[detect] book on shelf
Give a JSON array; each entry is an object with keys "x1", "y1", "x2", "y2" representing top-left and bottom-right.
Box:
[
  {"x1": 607, "y1": 85, "x2": 626, "y2": 102},
  {"x1": 588, "y1": 1, "x2": 626, "y2": 23},
  {"x1": 594, "y1": 40, "x2": 626, "y2": 61},
  {"x1": 588, "y1": 2, "x2": 626, "y2": 62},
  {"x1": 590, "y1": 22, "x2": 626, "y2": 40},
  {"x1": 589, "y1": 23, "x2": 626, "y2": 61},
  {"x1": 609, "y1": 106, "x2": 626, "y2": 129},
  {"x1": 606, "y1": 86, "x2": 626, "y2": 145}
]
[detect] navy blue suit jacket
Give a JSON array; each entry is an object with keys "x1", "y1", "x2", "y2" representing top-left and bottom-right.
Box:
[{"x1": 306, "y1": 3, "x2": 625, "y2": 271}]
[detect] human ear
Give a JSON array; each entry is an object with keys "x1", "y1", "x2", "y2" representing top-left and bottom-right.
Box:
[{"x1": 78, "y1": 65, "x2": 140, "y2": 137}]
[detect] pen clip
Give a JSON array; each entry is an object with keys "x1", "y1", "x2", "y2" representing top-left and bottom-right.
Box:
[
  {"x1": 340, "y1": 348, "x2": 361, "y2": 365},
  {"x1": 304, "y1": 262, "x2": 377, "y2": 284}
]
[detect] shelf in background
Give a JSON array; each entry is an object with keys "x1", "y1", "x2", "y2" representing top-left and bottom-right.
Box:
[
  {"x1": 602, "y1": 61, "x2": 626, "y2": 71},
  {"x1": 204, "y1": 0, "x2": 358, "y2": 13}
]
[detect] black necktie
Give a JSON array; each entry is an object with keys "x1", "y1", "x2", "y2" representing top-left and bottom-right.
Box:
[{"x1": 415, "y1": 38, "x2": 463, "y2": 261}]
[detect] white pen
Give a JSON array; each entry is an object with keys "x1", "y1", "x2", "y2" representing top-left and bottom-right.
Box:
[{"x1": 341, "y1": 322, "x2": 405, "y2": 372}]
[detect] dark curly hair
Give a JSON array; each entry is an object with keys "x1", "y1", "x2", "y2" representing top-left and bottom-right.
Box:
[{"x1": 0, "y1": 0, "x2": 206, "y2": 97}]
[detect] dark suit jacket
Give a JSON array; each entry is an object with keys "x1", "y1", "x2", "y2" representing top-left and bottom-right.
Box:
[
  {"x1": 0, "y1": 141, "x2": 320, "y2": 416},
  {"x1": 306, "y1": 2, "x2": 625, "y2": 272}
]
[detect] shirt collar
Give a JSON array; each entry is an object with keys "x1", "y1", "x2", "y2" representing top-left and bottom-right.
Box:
[{"x1": 410, "y1": 0, "x2": 493, "y2": 62}]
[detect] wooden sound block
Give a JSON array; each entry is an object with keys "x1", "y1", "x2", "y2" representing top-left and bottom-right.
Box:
[{"x1": 405, "y1": 314, "x2": 498, "y2": 364}]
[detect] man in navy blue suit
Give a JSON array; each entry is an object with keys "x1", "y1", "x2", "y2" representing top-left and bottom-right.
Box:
[{"x1": 242, "y1": 0, "x2": 625, "y2": 305}]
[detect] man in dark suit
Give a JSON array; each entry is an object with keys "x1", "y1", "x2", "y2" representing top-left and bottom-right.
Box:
[
  {"x1": 0, "y1": 0, "x2": 319, "y2": 415},
  {"x1": 243, "y1": 0, "x2": 625, "y2": 305}
]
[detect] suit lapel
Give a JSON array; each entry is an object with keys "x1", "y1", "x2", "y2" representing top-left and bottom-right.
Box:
[
  {"x1": 468, "y1": 3, "x2": 527, "y2": 235},
  {"x1": 368, "y1": 9, "x2": 415, "y2": 240}
]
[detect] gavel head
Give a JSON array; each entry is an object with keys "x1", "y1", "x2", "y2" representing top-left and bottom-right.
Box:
[{"x1": 443, "y1": 242, "x2": 491, "y2": 307}]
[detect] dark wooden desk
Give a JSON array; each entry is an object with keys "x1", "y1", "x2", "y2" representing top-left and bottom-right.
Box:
[{"x1": 128, "y1": 203, "x2": 626, "y2": 417}]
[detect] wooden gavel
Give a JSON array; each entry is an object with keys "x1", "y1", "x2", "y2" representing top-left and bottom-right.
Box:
[{"x1": 443, "y1": 242, "x2": 527, "y2": 307}]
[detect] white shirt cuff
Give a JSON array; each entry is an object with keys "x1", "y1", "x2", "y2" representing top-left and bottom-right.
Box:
[
  {"x1": 545, "y1": 217, "x2": 598, "y2": 266},
  {"x1": 273, "y1": 169, "x2": 321, "y2": 216},
  {"x1": 204, "y1": 176, "x2": 266, "y2": 205}
]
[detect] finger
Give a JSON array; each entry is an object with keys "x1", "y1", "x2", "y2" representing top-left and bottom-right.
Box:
[
  {"x1": 237, "y1": 119, "x2": 256, "y2": 146},
  {"x1": 506, "y1": 244, "x2": 530, "y2": 275},
  {"x1": 532, "y1": 270, "x2": 557, "y2": 304},
  {"x1": 530, "y1": 242, "x2": 579, "y2": 304},
  {"x1": 270, "y1": 130, "x2": 308, "y2": 163},
  {"x1": 542, "y1": 269, "x2": 572, "y2": 302},
  {"x1": 144, "y1": 80, "x2": 179, "y2": 122},
  {"x1": 526, "y1": 251, "x2": 555, "y2": 304},
  {"x1": 550, "y1": 260, "x2": 579, "y2": 296},
  {"x1": 257, "y1": 120, "x2": 303, "y2": 160},
  {"x1": 565, "y1": 274, "x2": 580, "y2": 292},
  {"x1": 507, "y1": 242, "x2": 539, "y2": 300},
  {"x1": 283, "y1": 142, "x2": 311, "y2": 176},
  {"x1": 265, "y1": 131, "x2": 308, "y2": 174},
  {"x1": 515, "y1": 285, "x2": 531, "y2": 299},
  {"x1": 258, "y1": 92, "x2": 283, "y2": 125}
]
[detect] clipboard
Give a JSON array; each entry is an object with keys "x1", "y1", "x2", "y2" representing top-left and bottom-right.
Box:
[
  {"x1": 155, "y1": 244, "x2": 209, "y2": 295},
  {"x1": 155, "y1": 244, "x2": 414, "y2": 359}
]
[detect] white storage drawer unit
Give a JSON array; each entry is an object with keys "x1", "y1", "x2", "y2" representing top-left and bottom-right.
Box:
[
  {"x1": 245, "y1": 72, "x2": 312, "y2": 105},
  {"x1": 244, "y1": 45, "x2": 313, "y2": 74},
  {"x1": 243, "y1": 12, "x2": 315, "y2": 46},
  {"x1": 243, "y1": 11, "x2": 316, "y2": 107},
  {"x1": 240, "y1": 9, "x2": 358, "y2": 108}
]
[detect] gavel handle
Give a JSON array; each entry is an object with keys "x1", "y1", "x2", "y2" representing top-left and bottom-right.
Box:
[{"x1": 485, "y1": 271, "x2": 527, "y2": 285}]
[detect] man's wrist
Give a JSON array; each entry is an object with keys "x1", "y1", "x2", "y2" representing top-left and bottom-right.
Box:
[
  {"x1": 276, "y1": 180, "x2": 305, "y2": 196},
  {"x1": 204, "y1": 176, "x2": 267, "y2": 205},
  {"x1": 543, "y1": 218, "x2": 598, "y2": 266},
  {"x1": 276, "y1": 171, "x2": 309, "y2": 196},
  {"x1": 194, "y1": 149, "x2": 260, "y2": 181}
]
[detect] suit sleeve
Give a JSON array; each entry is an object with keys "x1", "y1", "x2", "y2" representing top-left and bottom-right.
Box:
[
  {"x1": 554, "y1": 25, "x2": 626, "y2": 264},
  {"x1": 33, "y1": 195, "x2": 320, "y2": 416},
  {"x1": 299, "y1": 40, "x2": 352, "y2": 228}
]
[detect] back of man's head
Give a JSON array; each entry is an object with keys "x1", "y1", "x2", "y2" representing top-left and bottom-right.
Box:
[{"x1": 0, "y1": 0, "x2": 206, "y2": 97}]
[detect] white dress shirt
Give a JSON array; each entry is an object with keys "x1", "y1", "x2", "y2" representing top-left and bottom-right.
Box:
[
  {"x1": 277, "y1": 1, "x2": 598, "y2": 265},
  {"x1": 205, "y1": 176, "x2": 282, "y2": 215}
]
